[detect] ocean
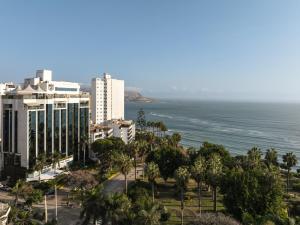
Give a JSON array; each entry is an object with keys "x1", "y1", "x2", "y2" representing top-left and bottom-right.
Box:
[{"x1": 125, "y1": 99, "x2": 300, "y2": 164}]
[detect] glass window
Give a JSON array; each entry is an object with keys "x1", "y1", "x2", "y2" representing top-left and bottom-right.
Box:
[
  {"x1": 46, "y1": 104, "x2": 53, "y2": 156},
  {"x1": 29, "y1": 111, "x2": 36, "y2": 169}
]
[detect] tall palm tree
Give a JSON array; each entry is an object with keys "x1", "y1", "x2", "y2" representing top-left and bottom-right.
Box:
[
  {"x1": 207, "y1": 153, "x2": 222, "y2": 213},
  {"x1": 191, "y1": 156, "x2": 206, "y2": 215},
  {"x1": 174, "y1": 166, "x2": 190, "y2": 225},
  {"x1": 116, "y1": 153, "x2": 133, "y2": 194},
  {"x1": 34, "y1": 153, "x2": 46, "y2": 182},
  {"x1": 11, "y1": 179, "x2": 26, "y2": 205},
  {"x1": 146, "y1": 132, "x2": 156, "y2": 151},
  {"x1": 80, "y1": 186, "x2": 106, "y2": 225},
  {"x1": 52, "y1": 150, "x2": 61, "y2": 174},
  {"x1": 138, "y1": 140, "x2": 149, "y2": 180},
  {"x1": 265, "y1": 148, "x2": 278, "y2": 169},
  {"x1": 145, "y1": 162, "x2": 160, "y2": 203},
  {"x1": 282, "y1": 152, "x2": 298, "y2": 193},
  {"x1": 127, "y1": 141, "x2": 139, "y2": 180}
]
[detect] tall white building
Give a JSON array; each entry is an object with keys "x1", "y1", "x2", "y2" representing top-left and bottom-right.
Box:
[
  {"x1": 91, "y1": 73, "x2": 124, "y2": 124},
  {"x1": 0, "y1": 70, "x2": 90, "y2": 179}
]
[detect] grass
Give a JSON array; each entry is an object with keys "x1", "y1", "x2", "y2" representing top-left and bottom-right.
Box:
[{"x1": 134, "y1": 176, "x2": 224, "y2": 224}]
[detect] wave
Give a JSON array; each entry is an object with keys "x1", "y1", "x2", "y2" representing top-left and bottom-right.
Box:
[{"x1": 150, "y1": 112, "x2": 173, "y2": 119}]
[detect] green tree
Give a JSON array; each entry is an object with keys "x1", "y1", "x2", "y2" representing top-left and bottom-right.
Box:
[
  {"x1": 116, "y1": 153, "x2": 133, "y2": 194},
  {"x1": 146, "y1": 146, "x2": 187, "y2": 182},
  {"x1": 207, "y1": 153, "x2": 222, "y2": 212},
  {"x1": 11, "y1": 179, "x2": 26, "y2": 205},
  {"x1": 137, "y1": 202, "x2": 162, "y2": 225},
  {"x1": 145, "y1": 162, "x2": 160, "y2": 202},
  {"x1": 191, "y1": 156, "x2": 206, "y2": 214},
  {"x1": 80, "y1": 186, "x2": 106, "y2": 225},
  {"x1": 282, "y1": 152, "x2": 298, "y2": 193},
  {"x1": 137, "y1": 108, "x2": 146, "y2": 130},
  {"x1": 126, "y1": 141, "x2": 140, "y2": 180},
  {"x1": 174, "y1": 166, "x2": 190, "y2": 225},
  {"x1": 264, "y1": 148, "x2": 278, "y2": 169},
  {"x1": 247, "y1": 147, "x2": 263, "y2": 168},
  {"x1": 220, "y1": 166, "x2": 287, "y2": 222},
  {"x1": 34, "y1": 153, "x2": 47, "y2": 182},
  {"x1": 170, "y1": 132, "x2": 181, "y2": 148},
  {"x1": 105, "y1": 192, "x2": 132, "y2": 225}
]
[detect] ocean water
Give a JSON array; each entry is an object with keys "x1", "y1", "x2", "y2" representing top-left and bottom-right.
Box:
[{"x1": 125, "y1": 99, "x2": 300, "y2": 164}]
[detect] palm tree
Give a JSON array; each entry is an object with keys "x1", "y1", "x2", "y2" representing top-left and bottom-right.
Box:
[
  {"x1": 105, "y1": 192, "x2": 131, "y2": 225},
  {"x1": 174, "y1": 166, "x2": 190, "y2": 225},
  {"x1": 207, "y1": 153, "x2": 222, "y2": 213},
  {"x1": 146, "y1": 132, "x2": 156, "y2": 151},
  {"x1": 171, "y1": 133, "x2": 181, "y2": 147},
  {"x1": 138, "y1": 140, "x2": 149, "y2": 180},
  {"x1": 116, "y1": 153, "x2": 133, "y2": 194},
  {"x1": 247, "y1": 147, "x2": 262, "y2": 168},
  {"x1": 265, "y1": 148, "x2": 278, "y2": 169},
  {"x1": 137, "y1": 202, "x2": 161, "y2": 225},
  {"x1": 282, "y1": 152, "x2": 298, "y2": 193},
  {"x1": 127, "y1": 141, "x2": 139, "y2": 180},
  {"x1": 191, "y1": 156, "x2": 206, "y2": 215},
  {"x1": 80, "y1": 186, "x2": 106, "y2": 225},
  {"x1": 34, "y1": 153, "x2": 46, "y2": 182},
  {"x1": 52, "y1": 150, "x2": 61, "y2": 174},
  {"x1": 11, "y1": 179, "x2": 26, "y2": 205},
  {"x1": 145, "y1": 162, "x2": 160, "y2": 203}
]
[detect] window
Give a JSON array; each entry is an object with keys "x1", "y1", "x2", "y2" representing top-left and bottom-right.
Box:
[{"x1": 55, "y1": 87, "x2": 78, "y2": 92}]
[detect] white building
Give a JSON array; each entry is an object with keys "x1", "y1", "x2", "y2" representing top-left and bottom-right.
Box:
[
  {"x1": 91, "y1": 73, "x2": 124, "y2": 124},
  {"x1": 0, "y1": 70, "x2": 90, "y2": 179},
  {"x1": 90, "y1": 124, "x2": 113, "y2": 143},
  {"x1": 110, "y1": 120, "x2": 135, "y2": 144}
]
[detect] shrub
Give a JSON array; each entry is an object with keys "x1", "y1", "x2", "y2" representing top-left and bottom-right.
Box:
[{"x1": 189, "y1": 213, "x2": 241, "y2": 225}]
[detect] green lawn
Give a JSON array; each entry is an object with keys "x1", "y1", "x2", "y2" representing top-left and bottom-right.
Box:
[{"x1": 135, "y1": 176, "x2": 224, "y2": 224}]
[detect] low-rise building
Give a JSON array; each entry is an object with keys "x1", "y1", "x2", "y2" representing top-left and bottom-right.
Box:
[
  {"x1": 90, "y1": 124, "x2": 113, "y2": 143},
  {"x1": 109, "y1": 120, "x2": 135, "y2": 144}
]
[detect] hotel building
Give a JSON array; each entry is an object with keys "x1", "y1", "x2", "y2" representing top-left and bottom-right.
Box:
[
  {"x1": 0, "y1": 70, "x2": 89, "y2": 179},
  {"x1": 91, "y1": 73, "x2": 124, "y2": 124}
]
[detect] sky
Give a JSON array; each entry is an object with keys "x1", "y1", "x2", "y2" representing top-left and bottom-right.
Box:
[{"x1": 1, "y1": 0, "x2": 300, "y2": 101}]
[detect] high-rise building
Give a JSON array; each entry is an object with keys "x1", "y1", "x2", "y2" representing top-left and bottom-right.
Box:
[
  {"x1": 0, "y1": 70, "x2": 90, "y2": 179},
  {"x1": 91, "y1": 73, "x2": 124, "y2": 124}
]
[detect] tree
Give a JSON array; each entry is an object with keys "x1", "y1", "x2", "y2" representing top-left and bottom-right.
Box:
[
  {"x1": 264, "y1": 148, "x2": 278, "y2": 169},
  {"x1": 170, "y1": 132, "x2": 181, "y2": 148},
  {"x1": 126, "y1": 141, "x2": 140, "y2": 180},
  {"x1": 247, "y1": 147, "x2": 263, "y2": 168},
  {"x1": 34, "y1": 153, "x2": 47, "y2": 182},
  {"x1": 282, "y1": 152, "x2": 298, "y2": 193},
  {"x1": 138, "y1": 140, "x2": 150, "y2": 179},
  {"x1": 116, "y1": 153, "x2": 133, "y2": 194},
  {"x1": 145, "y1": 162, "x2": 160, "y2": 203},
  {"x1": 174, "y1": 166, "x2": 190, "y2": 225},
  {"x1": 146, "y1": 146, "x2": 187, "y2": 182},
  {"x1": 191, "y1": 156, "x2": 206, "y2": 214},
  {"x1": 137, "y1": 202, "x2": 162, "y2": 225},
  {"x1": 105, "y1": 192, "x2": 132, "y2": 225},
  {"x1": 220, "y1": 166, "x2": 287, "y2": 222},
  {"x1": 52, "y1": 150, "x2": 61, "y2": 174},
  {"x1": 11, "y1": 179, "x2": 26, "y2": 205},
  {"x1": 207, "y1": 153, "x2": 222, "y2": 213},
  {"x1": 80, "y1": 186, "x2": 106, "y2": 225},
  {"x1": 190, "y1": 213, "x2": 241, "y2": 225},
  {"x1": 24, "y1": 188, "x2": 43, "y2": 211},
  {"x1": 137, "y1": 108, "x2": 146, "y2": 130}
]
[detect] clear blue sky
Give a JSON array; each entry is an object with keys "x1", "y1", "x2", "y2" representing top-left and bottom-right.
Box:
[{"x1": 1, "y1": 0, "x2": 300, "y2": 101}]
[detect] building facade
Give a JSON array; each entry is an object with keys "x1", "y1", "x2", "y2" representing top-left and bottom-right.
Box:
[
  {"x1": 91, "y1": 73, "x2": 124, "y2": 124},
  {"x1": 110, "y1": 120, "x2": 135, "y2": 144},
  {"x1": 0, "y1": 70, "x2": 89, "y2": 178}
]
